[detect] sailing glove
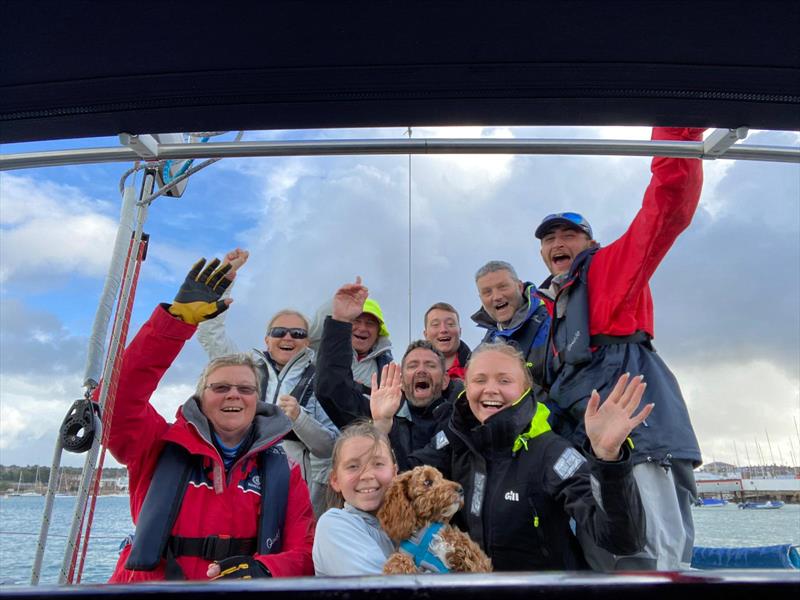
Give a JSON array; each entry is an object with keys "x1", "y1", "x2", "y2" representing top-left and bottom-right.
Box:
[
  {"x1": 212, "y1": 555, "x2": 272, "y2": 579},
  {"x1": 168, "y1": 258, "x2": 232, "y2": 325}
]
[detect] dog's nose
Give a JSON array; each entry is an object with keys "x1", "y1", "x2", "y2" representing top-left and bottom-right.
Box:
[{"x1": 455, "y1": 484, "x2": 464, "y2": 497}]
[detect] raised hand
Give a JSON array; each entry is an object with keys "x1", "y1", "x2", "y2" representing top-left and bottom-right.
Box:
[
  {"x1": 221, "y1": 248, "x2": 250, "y2": 280},
  {"x1": 168, "y1": 258, "x2": 233, "y2": 325},
  {"x1": 584, "y1": 373, "x2": 654, "y2": 461},
  {"x1": 370, "y1": 363, "x2": 403, "y2": 434},
  {"x1": 331, "y1": 276, "x2": 368, "y2": 323},
  {"x1": 277, "y1": 394, "x2": 301, "y2": 422}
]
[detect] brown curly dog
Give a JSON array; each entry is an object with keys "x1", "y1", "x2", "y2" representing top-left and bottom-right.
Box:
[{"x1": 377, "y1": 465, "x2": 492, "y2": 574}]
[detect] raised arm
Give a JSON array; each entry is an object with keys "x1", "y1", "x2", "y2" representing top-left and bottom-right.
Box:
[
  {"x1": 196, "y1": 248, "x2": 249, "y2": 359},
  {"x1": 313, "y1": 279, "x2": 374, "y2": 428},
  {"x1": 546, "y1": 374, "x2": 652, "y2": 555},
  {"x1": 314, "y1": 317, "x2": 372, "y2": 428},
  {"x1": 108, "y1": 257, "x2": 233, "y2": 467},
  {"x1": 589, "y1": 127, "x2": 705, "y2": 318}
]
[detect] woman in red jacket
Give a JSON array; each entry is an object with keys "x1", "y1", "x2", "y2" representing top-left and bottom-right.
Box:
[{"x1": 107, "y1": 258, "x2": 314, "y2": 582}]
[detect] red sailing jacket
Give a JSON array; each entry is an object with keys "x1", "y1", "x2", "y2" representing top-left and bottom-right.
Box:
[
  {"x1": 106, "y1": 305, "x2": 315, "y2": 582},
  {"x1": 574, "y1": 126, "x2": 705, "y2": 337}
]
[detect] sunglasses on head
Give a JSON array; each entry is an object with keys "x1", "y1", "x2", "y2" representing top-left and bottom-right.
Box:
[
  {"x1": 543, "y1": 211, "x2": 586, "y2": 225},
  {"x1": 268, "y1": 327, "x2": 308, "y2": 339}
]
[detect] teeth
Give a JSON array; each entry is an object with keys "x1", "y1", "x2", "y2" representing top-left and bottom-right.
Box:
[
  {"x1": 221, "y1": 407, "x2": 242, "y2": 412},
  {"x1": 481, "y1": 401, "x2": 503, "y2": 408},
  {"x1": 356, "y1": 488, "x2": 377, "y2": 493}
]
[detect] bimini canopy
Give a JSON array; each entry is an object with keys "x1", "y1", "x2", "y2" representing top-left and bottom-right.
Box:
[{"x1": 1, "y1": 0, "x2": 799, "y2": 143}]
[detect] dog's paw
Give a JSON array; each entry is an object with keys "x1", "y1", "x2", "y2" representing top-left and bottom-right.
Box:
[
  {"x1": 383, "y1": 552, "x2": 418, "y2": 575},
  {"x1": 445, "y1": 531, "x2": 493, "y2": 573}
]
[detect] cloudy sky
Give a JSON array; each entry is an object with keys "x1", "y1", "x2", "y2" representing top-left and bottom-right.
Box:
[{"x1": 1, "y1": 126, "x2": 798, "y2": 470}]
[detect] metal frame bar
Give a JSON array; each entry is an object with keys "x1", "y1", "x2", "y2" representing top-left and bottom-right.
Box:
[{"x1": 3, "y1": 132, "x2": 799, "y2": 171}]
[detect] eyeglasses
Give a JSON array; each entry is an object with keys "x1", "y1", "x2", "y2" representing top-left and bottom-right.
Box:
[
  {"x1": 268, "y1": 327, "x2": 308, "y2": 339},
  {"x1": 205, "y1": 383, "x2": 258, "y2": 395}
]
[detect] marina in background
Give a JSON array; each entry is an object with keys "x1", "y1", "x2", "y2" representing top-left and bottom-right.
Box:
[{"x1": 694, "y1": 462, "x2": 800, "y2": 505}]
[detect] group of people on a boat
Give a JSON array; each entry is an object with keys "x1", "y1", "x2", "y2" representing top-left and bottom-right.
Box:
[{"x1": 105, "y1": 126, "x2": 705, "y2": 581}]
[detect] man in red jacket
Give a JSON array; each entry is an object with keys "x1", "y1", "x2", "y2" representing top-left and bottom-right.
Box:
[{"x1": 534, "y1": 127, "x2": 705, "y2": 570}]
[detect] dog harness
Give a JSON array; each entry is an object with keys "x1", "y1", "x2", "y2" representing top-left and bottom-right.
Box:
[{"x1": 399, "y1": 522, "x2": 449, "y2": 573}]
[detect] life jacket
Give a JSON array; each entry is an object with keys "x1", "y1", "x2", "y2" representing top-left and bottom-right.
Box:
[
  {"x1": 125, "y1": 442, "x2": 289, "y2": 579},
  {"x1": 543, "y1": 247, "x2": 653, "y2": 424},
  {"x1": 483, "y1": 286, "x2": 550, "y2": 390}
]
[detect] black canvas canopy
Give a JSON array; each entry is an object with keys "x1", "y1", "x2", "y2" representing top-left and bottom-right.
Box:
[{"x1": 2, "y1": 0, "x2": 799, "y2": 143}]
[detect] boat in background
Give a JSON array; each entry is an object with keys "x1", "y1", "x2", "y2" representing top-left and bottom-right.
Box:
[
  {"x1": 739, "y1": 500, "x2": 785, "y2": 510},
  {"x1": 695, "y1": 498, "x2": 728, "y2": 507}
]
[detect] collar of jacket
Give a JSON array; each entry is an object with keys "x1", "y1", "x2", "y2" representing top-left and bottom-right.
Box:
[
  {"x1": 168, "y1": 395, "x2": 292, "y2": 461},
  {"x1": 537, "y1": 246, "x2": 599, "y2": 301},
  {"x1": 451, "y1": 389, "x2": 541, "y2": 453},
  {"x1": 470, "y1": 282, "x2": 542, "y2": 333},
  {"x1": 343, "y1": 502, "x2": 383, "y2": 526},
  {"x1": 253, "y1": 345, "x2": 315, "y2": 376},
  {"x1": 456, "y1": 340, "x2": 472, "y2": 365},
  {"x1": 355, "y1": 334, "x2": 393, "y2": 362},
  {"x1": 394, "y1": 393, "x2": 446, "y2": 422}
]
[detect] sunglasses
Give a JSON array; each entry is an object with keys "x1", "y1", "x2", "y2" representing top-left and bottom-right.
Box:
[
  {"x1": 268, "y1": 327, "x2": 308, "y2": 340},
  {"x1": 205, "y1": 383, "x2": 258, "y2": 395},
  {"x1": 542, "y1": 211, "x2": 586, "y2": 225}
]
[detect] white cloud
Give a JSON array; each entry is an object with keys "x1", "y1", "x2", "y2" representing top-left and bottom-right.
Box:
[
  {"x1": 0, "y1": 373, "x2": 80, "y2": 449},
  {"x1": 676, "y1": 360, "x2": 800, "y2": 466},
  {"x1": 0, "y1": 173, "x2": 118, "y2": 284}
]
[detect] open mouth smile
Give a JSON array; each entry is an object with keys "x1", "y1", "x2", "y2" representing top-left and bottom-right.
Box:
[
  {"x1": 480, "y1": 399, "x2": 504, "y2": 412},
  {"x1": 551, "y1": 252, "x2": 572, "y2": 269}
]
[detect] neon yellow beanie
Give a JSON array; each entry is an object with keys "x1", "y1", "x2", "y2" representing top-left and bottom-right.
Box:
[{"x1": 361, "y1": 298, "x2": 390, "y2": 337}]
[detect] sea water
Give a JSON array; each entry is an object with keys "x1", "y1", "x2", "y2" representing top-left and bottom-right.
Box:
[{"x1": 0, "y1": 496, "x2": 798, "y2": 585}]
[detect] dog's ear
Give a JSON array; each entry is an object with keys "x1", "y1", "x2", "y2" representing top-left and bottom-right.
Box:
[{"x1": 377, "y1": 470, "x2": 416, "y2": 541}]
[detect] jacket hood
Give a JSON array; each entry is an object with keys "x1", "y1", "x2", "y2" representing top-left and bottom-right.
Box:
[
  {"x1": 471, "y1": 282, "x2": 540, "y2": 334},
  {"x1": 361, "y1": 298, "x2": 390, "y2": 337},
  {"x1": 175, "y1": 394, "x2": 292, "y2": 454}
]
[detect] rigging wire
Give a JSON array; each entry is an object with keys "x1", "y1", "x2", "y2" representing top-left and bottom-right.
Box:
[
  {"x1": 407, "y1": 126, "x2": 412, "y2": 343},
  {"x1": 74, "y1": 238, "x2": 147, "y2": 584}
]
